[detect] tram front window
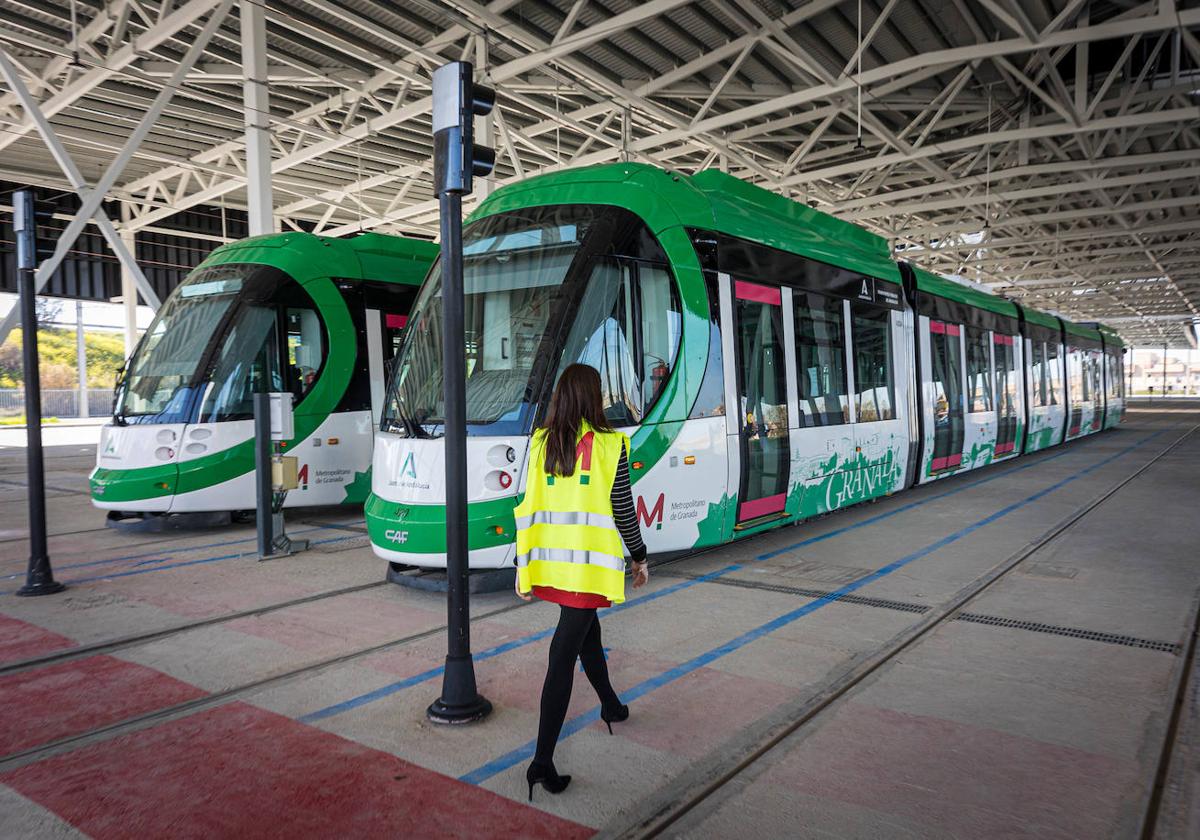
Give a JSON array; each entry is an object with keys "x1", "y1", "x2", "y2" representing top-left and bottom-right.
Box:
[
  {"x1": 383, "y1": 205, "x2": 678, "y2": 437},
  {"x1": 114, "y1": 263, "x2": 325, "y2": 425},
  {"x1": 198, "y1": 306, "x2": 281, "y2": 422},
  {"x1": 115, "y1": 268, "x2": 243, "y2": 422}
]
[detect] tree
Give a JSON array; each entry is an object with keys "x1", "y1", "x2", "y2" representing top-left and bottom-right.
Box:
[{"x1": 0, "y1": 327, "x2": 126, "y2": 390}]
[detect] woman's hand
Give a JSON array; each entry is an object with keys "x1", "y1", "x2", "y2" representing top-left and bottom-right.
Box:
[
  {"x1": 515, "y1": 575, "x2": 532, "y2": 601},
  {"x1": 632, "y1": 560, "x2": 649, "y2": 588}
]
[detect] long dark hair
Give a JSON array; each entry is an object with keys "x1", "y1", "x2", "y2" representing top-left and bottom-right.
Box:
[{"x1": 542, "y1": 364, "x2": 614, "y2": 477}]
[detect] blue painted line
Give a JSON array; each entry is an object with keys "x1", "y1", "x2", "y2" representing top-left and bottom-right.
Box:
[
  {"x1": 298, "y1": 565, "x2": 740, "y2": 723},
  {"x1": 297, "y1": 429, "x2": 1153, "y2": 726},
  {"x1": 0, "y1": 519, "x2": 367, "y2": 581},
  {"x1": 459, "y1": 428, "x2": 1164, "y2": 785}
]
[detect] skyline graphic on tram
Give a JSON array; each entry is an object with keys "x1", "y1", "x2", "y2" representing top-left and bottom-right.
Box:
[
  {"x1": 367, "y1": 163, "x2": 1125, "y2": 573},
  {"x1": 90, "y1": 230, "x2": 437, "y2": 522}
]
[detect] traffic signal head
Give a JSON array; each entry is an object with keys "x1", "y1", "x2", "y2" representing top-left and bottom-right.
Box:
[{"x1": 432, "y1": 62, "x2": 495, "y2": 196}]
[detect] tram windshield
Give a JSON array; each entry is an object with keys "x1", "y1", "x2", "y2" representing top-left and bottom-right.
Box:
[
  {"x1": 383, "y1": 204, "x2": 680, "y2": 436},
  {"x1": 114, "y1": 264, "x2": 324, "y2": 424}
]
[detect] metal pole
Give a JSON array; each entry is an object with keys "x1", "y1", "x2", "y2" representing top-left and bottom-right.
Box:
[
  {"x1": 1127, "y1": 347, "x2": 1133, "y2": 399},
  {"x1": 75, "y1": 299, "x2": 88, "y2": 418},
  {"x1": 119, "y1": 214, "x2": 140, "y2": 359},
  {"x1": 1163, "y1": 342, "x2": 1169, "y2": 398},
  {"x1": 427, "y1": 188, "x2": 491, "y2": 724},
  {"x1": 254, "y1": 392, "x2": 273, "y2": 558},
  {"x1": 14, "y1": 189, "x2": 64, "y2": 597}
]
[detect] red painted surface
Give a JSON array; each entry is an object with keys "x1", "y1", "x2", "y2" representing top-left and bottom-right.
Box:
[
  {"x1": 0, "y1": 655, "x2": 205, "y2": 755},
  {"x1": 929, "y1": 320, "x2": 945, "y2": 334},
  {"x1": 0, "y1": 615, "x2": 75, "y2": 665},
  {"x1": 739, "y1": 493, "x2": 786, "y2": 521},
  {"x1": 946, "y1": 453, "x2": 963, "y2": 467},
  {"x1": 763, "y1": 701, "x2": 1133, "y2": 839},
  {"x1": 734, "y1": 280, "x2": 781, "y2": 306},
  {"x1": 386, "y1": 313, "x2": 408, "y2": 328},
  {"x1": 945, "y1": 324, "x2": 961, "y2": 337},
  {"x1": 3, "y1": 703, "x2": 594, "y2": 839},
  {"x1": 931, "y1": 456, "x2": 948, "y2": 472}
]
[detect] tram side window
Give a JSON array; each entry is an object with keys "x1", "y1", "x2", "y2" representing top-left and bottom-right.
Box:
[
  {"x1": 994, "y1": 335, "x2": 1017, "y2": 417},
  {"x1": 1075, "y1": 345, "x2": 1094, "y2": 400},
  {"x1": 851, "y1": 303, "x2": 894, "y2": 422},
  {"x1": 558, "y1": 258, "x2": 682, "y2": 426},
  {"x1": 639, "y1": 264, "x2": 682, "y2": 410},
  {"x1": 794, "y1": 292, "x2": 848, "y2": 425},
  {"x1": 562, "y1": 259, "x2": 640, "y2": 426},
  {"x1": 285, "y1": 306, "x2": 323, "y2": 398},
  {"x1": 1030, "y1": 341, "x2": 1046, "y2": 407},
  {"x1": 1046, "y1": 342, "x2": 1061, "y2": 405},
  {"x1": 1091, "y1": 351, "x2": 1103, "y2": 400},
  {"x1": 965, "y1": 327, "x2": 993, "y2": 412}
]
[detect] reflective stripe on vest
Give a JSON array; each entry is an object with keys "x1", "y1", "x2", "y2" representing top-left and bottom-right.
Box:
[
  {"x1": 513, "y1": 422, "x2": 631, "y2": 604},
  {"x1": 513, "y1": 510, "x2": 616, "y2": 532}
]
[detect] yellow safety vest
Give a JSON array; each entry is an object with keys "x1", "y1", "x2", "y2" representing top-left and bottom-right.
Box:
[{"x1": 514, "y1": 422, "x2": 632, "y2": 604}]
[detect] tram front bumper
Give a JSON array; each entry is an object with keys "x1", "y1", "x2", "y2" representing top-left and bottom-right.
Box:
[{"x1": 365, "y1": 493, "x2": 518, "y2": 569}]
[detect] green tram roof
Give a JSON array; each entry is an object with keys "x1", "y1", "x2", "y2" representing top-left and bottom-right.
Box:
[
  {"x1": 1064, "y1": 319, "x2": 1105, "y2": 344},
  {"x1": 1091, "y1": 323, "x2": 1125, "y2": 347},
  {"x1": 1021, "y1": 305, "x2": 1061, "y2": 332},
  {"x1": 473, "y1": 164, "x2": 1126, "y2": 340},
  {"x1": 910, "y1": 265, "x2": 1019, "y2": 321},
  {"x1": 200, "y1": 231, "x2": 437, "y2": 286},
  {"x1": 472, "y1": 162, "x2": 899, "y2": 282}
]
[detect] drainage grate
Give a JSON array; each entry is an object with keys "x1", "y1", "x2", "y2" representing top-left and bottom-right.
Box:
[
  {"x1": 661, "y1": 572, "x2": 931, "y2": 615},
  {"x1": 955, "y1": 613, "x2": 1181, "y2": 653}
]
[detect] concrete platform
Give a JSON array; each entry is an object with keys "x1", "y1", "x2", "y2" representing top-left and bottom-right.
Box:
[{"x1": 0, "y1": 407, "x2": 1197, "y2": 839}]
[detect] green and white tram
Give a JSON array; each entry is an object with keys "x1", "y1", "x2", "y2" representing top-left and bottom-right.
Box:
[
  {"x1": 91, "y1": 231, "x2": 437, "y2": 522},
  {"x1": 368, "y1": 163, "x2": 1124, "y2": 569}
]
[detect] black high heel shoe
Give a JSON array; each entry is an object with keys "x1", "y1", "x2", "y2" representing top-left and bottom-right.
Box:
[
  {"x1": 526, "y1": 761, "x2": 571, "y2": 800},
  {"x1": 600, "y1": 702, "x2": 630, "y2": 735}
]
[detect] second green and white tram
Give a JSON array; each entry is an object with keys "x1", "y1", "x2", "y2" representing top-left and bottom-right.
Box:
[
  {"x1": 368, "y1": 163, "x2": 1125, "y2": 569},
  {"x1": 91, "y1": 231, "x2": 436, "y2": 522}
]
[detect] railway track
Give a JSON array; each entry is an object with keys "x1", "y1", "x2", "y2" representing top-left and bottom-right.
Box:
[{"x1": 599, "y1": 422, "x2": 1199, "y2": 839}]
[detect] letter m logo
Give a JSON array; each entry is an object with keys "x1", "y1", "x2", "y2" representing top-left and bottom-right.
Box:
[{"x1": 637, "y1": 492, "x2": 665, "y2": 530}]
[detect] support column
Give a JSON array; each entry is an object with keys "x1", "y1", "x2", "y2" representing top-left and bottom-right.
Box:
[
  {"x1": 120, "y1": 217, "x2": 139, "y2": 358},
  {"x1": 241, "y1": 0, "x2": 273, "y2": 236},
  {"x1": 75, "y1": 299, "x2": 88, "y2": 418}
]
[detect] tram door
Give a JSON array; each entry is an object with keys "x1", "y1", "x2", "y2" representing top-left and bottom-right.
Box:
[
  {"x1": 731, "y1": 280, "x2": 791, "y2": 525},
  {"x1": 928, "y1": 320, "x2": 965, "y2": 471}
]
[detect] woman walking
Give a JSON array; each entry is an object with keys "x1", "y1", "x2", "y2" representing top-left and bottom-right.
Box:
[{"x1": 514, "y1": 363, "x2": 650, "y2": 799}]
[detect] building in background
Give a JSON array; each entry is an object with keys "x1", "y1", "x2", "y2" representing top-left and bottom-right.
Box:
[{"x1": 1130, "y1": 349, "x2": 1200, "y2": 396}]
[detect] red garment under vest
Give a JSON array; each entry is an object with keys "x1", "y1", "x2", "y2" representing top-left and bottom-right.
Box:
[{"x1": 532, "y1": 585, "x2": 611, "y2": 609}]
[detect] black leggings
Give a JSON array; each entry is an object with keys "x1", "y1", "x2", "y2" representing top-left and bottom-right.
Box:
[{"x1": 534, "y1": 605, "x2": 621, "y2": 766}]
